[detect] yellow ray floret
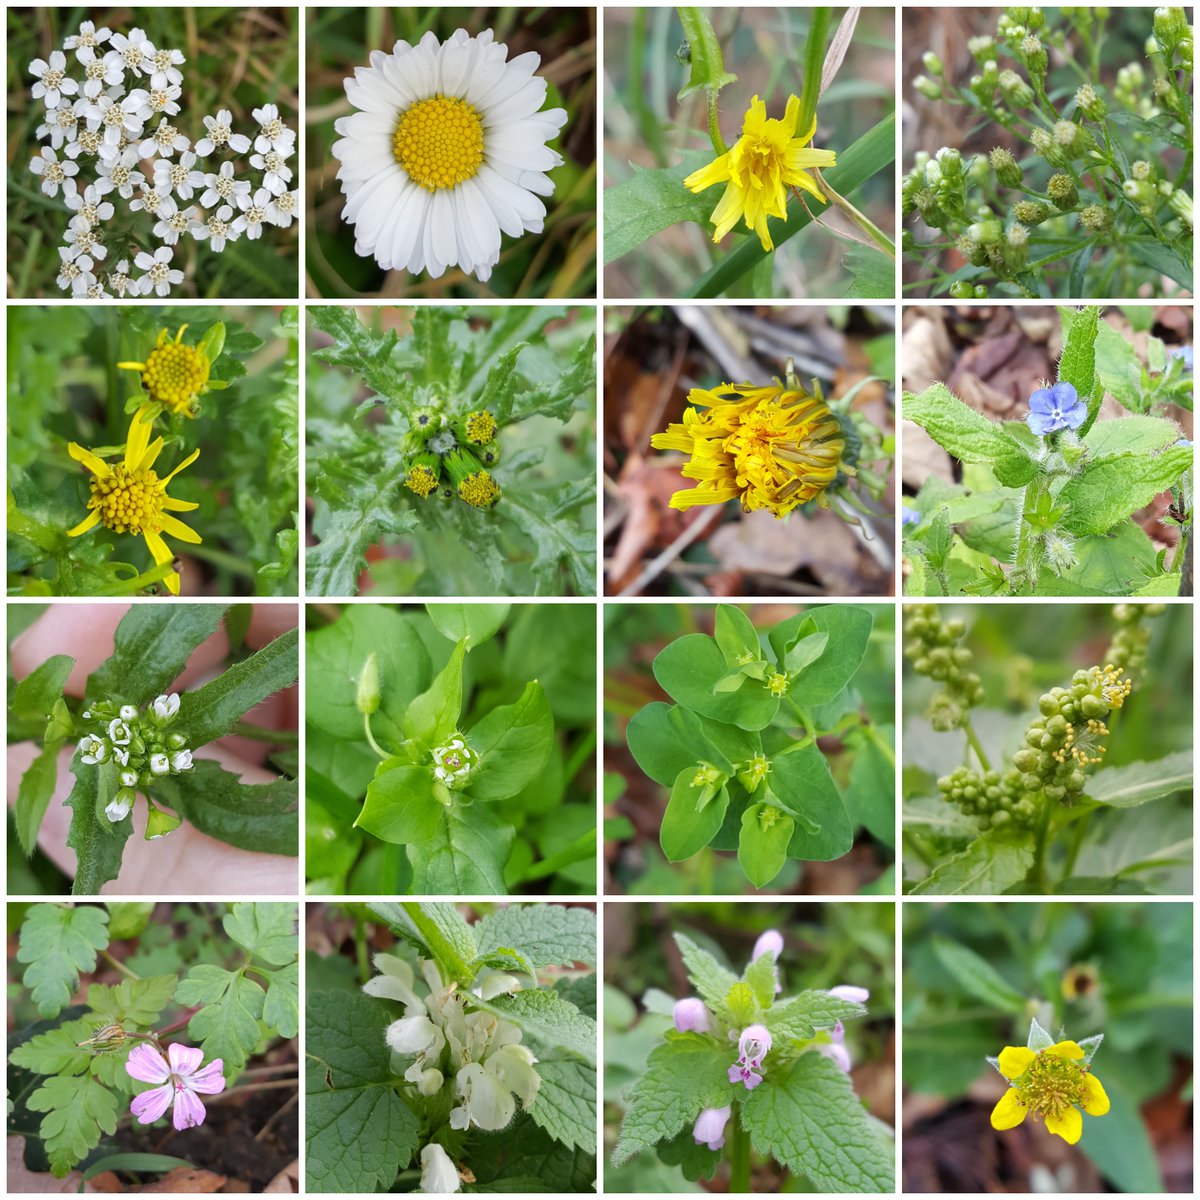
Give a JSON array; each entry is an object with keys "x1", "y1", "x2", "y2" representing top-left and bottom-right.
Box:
[
  {"x1": 683, "y1": 95, "x2": 837, "y2": 251},
  {"x1": 66, "y1": 406, "x2": 202, "y2": 595},
  {"x1": 989, "y1": 1039, "x2": 1109, "y2": 1145},
  {"x1": 651, "y1": 382, "x2": 845, "y2": 518}
]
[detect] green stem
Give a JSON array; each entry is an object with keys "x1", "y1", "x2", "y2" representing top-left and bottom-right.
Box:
[
  {"x1": 962, "y1": 718, "x2": 992, "y2": 773},
  {"x1": 354, "y1": 913, "x2": 370, "y2": 986},
  {"x1": 562, "y1": 728, "x2": 597, "y2": 786},
  {"x1": 796, "y1": 8, "x2": 832, "y2": 139},
  {"x1": 363, "y1": 711, "x2": 390, "y2": 760},
  {"x1": 706, "y1": 88, "x2": 728, "y2": 156},
  {"x1": 100, "y1": 950, "x2": 140, "y2": 981},
  {"x1": 520, "y1": 830, "x2": 597, "y2": 884},
  {"x1": 729, "y1": 1105, "x2": 751, "y2": 1192}
]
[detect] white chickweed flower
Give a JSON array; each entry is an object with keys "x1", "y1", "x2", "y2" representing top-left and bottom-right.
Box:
[
  {"x1": 332, "y1": 27, "x2": 567, "y2": 282},
  {"x1": 30, "y1": 51, "x2": 78, "y2": 108},
  {"x1": 133, "y1": 245, "x2": 185, "y2": 297},
  {"x1": 194, "y1": 109, "x2": 251, "y2": 155}
]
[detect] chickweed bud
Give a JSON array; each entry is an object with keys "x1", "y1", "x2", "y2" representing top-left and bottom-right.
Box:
[
  {"x1": 1047, "y1": 173, "x2": 1079, "y2": 209},
  {"x1": 990, "y1": 147, "x2": 1024, "y2": 188},
  {"x1": 356, "y1": 652, "x2": 381, "y2": 716},
  {"x1": 1014, "y1": 199, "x2": 1050, "y2": 225}
]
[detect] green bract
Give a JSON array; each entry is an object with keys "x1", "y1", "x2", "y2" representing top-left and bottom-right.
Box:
[
  {"x1": 626, "y1": 603, "x2": 891, "y2": 889},
  {"x1": 904, "y1": 306, "x2": 1192, "y2": 598}
]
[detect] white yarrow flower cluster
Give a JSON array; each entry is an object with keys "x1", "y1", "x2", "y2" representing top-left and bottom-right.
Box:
[{"x1": 26, "y1": 19, "x2": 298, "y2": 298}]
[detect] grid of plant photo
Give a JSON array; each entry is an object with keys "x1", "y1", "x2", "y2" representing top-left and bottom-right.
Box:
[{"x1": 5, "y1": 4, "x2": 1195, "y2": 1198}]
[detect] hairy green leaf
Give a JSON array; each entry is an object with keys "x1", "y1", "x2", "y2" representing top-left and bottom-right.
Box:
[
  {"x1": 12, "y1": 654, "x2": 74, "y2": 721},
  {"x1": 474, "y1": 905, "x2": 596, "y2": 969},
  {"x1": 909, "y1": 833, "x2": 1033, "y2": 895},
  {"x1": 27, "y1": 1074, "x2": 120, "y2": 1177},
  {"x1": 1058, "y1": 447, "x2": 1192, "y2": 536}
]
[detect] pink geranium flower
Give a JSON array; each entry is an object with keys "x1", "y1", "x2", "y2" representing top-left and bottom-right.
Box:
[{"x1": 125, "y1": 1042, "x2": 226, "y2": 1130}]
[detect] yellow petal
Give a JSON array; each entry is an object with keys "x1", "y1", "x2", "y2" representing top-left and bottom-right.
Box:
[
  {"x1": 160, "y1": 514, "x2": 202, "y2": 544},
  {"x1": 143, "y1": 528, "x2": 173, "y2": 567},
  {"x1": 670, "y1": 486, "x2": 741, "y2": 510},
  {"x1": 683, "y1": 154, "x2": 732, "y2": 194},
  {"x1": 67, "y1": 442, "x2": 112, "y2": 479},
  {"x1": 124, "y1": 410, "x2": 151, "y2": 471},
  {"x1": 116, "y1": 360, "x2": 145, "y2": 371},
  {"x1": 997, "y1": 1046, "x2": 1037, "y2": 1079},
  {"x1": 1080, "y1": 1073, "x2": 1110, "y2": 1116},
  {"x1": 162, "y1": 497, "x2": 200, "y2": 512},
  {"x1": 137, "y1": 436, "x2": 165, "y2": 474},
  {"x1": 66, "y1": 509, "x2": 101, "y2": 537},
  {"x1": 160, "y1": 448, "x2": 200, "y2": 486},
  {"x1": 1046, "y1": 1040, "x2": 1085, "y2": 1061},
  {"x1": 1044, "y1": 1105, "x2": 1083, "y2": 1144},
  {"x1": 782, "y1": 94, "x2": 801, "y2": 138},
  {"x1": 990, "y1": 1088, "x2": 1028, "y2": 1131}
]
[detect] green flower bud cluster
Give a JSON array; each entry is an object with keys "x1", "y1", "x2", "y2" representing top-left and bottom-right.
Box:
[
  {"x1": 76, "y1": 693, "x2": 192, "y2": 838},
  {"x1": 903, "y1": 605, "x2": 983, "y2": 731},
  {"x1": 937, "y1": 765, "x2": 1037, "y2": 830},
  {"x1": 403, "y1": 405, "x2": 502, "y2": 509},
  {"x1": 1008, "y1": 664, "x2": 1132, "y2": 806},
  {"x1": 1104, "y1": 603, "x2": 1166, "y2": 672}
]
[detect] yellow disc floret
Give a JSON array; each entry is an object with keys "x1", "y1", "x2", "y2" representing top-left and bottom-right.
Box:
[
  {"x1": 393, "y1": 95, "x2": 485, "y2": 191},
  {"x1": 464, "y1": 410, "x2": 498, "y2": 444},
  {"x1": 405, "y1": 464, "x2": 439, "y2": 498},
  {"x1": 119, "y1": 326, "x2": 211, "y2": 417},
  {"x1": 458, "y1": 470, "x2": 501, "y2": 509}
]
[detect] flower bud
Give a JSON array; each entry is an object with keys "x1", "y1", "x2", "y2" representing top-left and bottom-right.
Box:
[
  {"x1": 149, "y1": 752, "x2": 170, "y2": 776},
  {"x1": 416, "y1": 1068, "x2": 444, "y2": 1096},
  {"x1": 1021, "y1": 34, "x2": 1048, "y2": 82},
  {"x1": 152, "y1": 693, "x2": 180, "y2": 723},
  {"x1": 999, "y1": 69, "x2": 1035, "y2": 108},
  {"x1": 1074, "y1": 84, "x2": 1106, "y2": 121},
  {"x1": 1154, "y1": 7, "x2": 1189, "y2": 51},
  {"x1": 409, "y1": 406, "x2": 443, "y2": 440},
  {"x1": 829, "y1": 984, "x2": 870, "y2": 1004},
  {"x1": 1079, "y1": 204, "x2": 1112, "y2": 233},
  {"x1": 936, "y1": 147, "x2": 963, "y2": 181},
  {"x1": 955, "y1": 234, "x2": 987, "y2": 267},
  {"x1": 922, "y1": 51, "x2": 944, "y2": 76},
  {"x1": 418, "y1": 1144, "x2": 461, "y2": 1195},
  {"x1": 119, "y1": 704, "x2": 139, "y2": 722},
  {"x1": 949, "y1": 281, "x2": 975, "y2": 299},
  {"x1": 1047, "y1": 174, "x2": 1078, "y2": 210},
  {"x1": 967, "y1": 219, "x2": 1002, "y2": 245},
  {"x1": 752, "y1": 929, "x2": 784, "y2": 962},
  {"x1": 990, "y1": 147, "x2": 1023, "y2": 188},
  {"x1": 1013, "y1": 200, "x2": 1050, "y2": 225},
  {"x1": 693, "y1": 1105, "x2": 732, "y2": 1151},
  {"x1": 166, "y1": 731, "x2": 188, "y2": 749},
  {"x1": 461, "y1": 410, "x2": 498, "y2": 445},
  {"x1": 170, "y1": 749, "x2": 193, "y2": 773},
  {"x1": 105, "y1": 788, "x2": 136, "y2": 823},
  {"x1": 404, "y1": 453, "x2": 441, "y2": 499},
  {"x1": 1122, "y1": 178, "x2": 1157, "y2": 214},
  {"x1": 1167, "y1": 187, "x2": 1193, "y2": 226},
  {"x1": 356, "y1": 652, "x2": 381, "y2": 715},
  {"x1": 144, "y1": 805, "x2": 182, "y2": 840},
  {"x1": 914, "y1": 74, "x2": 941, "y2": 100},
  {"x1": 77, "y1": 1022, "x2": 129, "y2": 1052},
  {"x1": 1131, "y1": 160, "x2": 1153, "y2": 182},
  {"x1": 673, "y1": 997, "x2": 710, "y2": 1033},
  {"x1": 1005, "y1": 223, "x2": 1029, "y2": 271},
  {"x1": 475, "y1": 439, "x2": 502, "y2": 467},
  {"x1": 968, "y1": 35, "x2": 996, "y2": 61}
]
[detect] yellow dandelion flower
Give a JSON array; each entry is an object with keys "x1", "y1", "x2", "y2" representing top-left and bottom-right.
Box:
[
  {"x1": 683, "y1": 95, "x2": 837, "y2": 251},
  {"x1": 66, "y1": 407, "x2": 202, "y2": 595},
  {"x1": 118, "y1": 325, "x2": 212, "y2": 417},
  {"x1": 650, "y1": 382, "x2": 845, "y2": 518},
  {"x1": 990, "y1": 1039, "x2": 1110, "y2": 1145}
]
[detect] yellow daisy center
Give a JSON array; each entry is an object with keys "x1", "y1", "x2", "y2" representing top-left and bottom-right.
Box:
[
  {"x1": 464, "y1": 410, "x2": 497, "y2": 444},
  {"x1": 141, "y1": 342, "x2": 210, "y2": 414},
  {"x1": 89, "y1": 466, "x2": 165, "y2": 535},
  {"x1": 393, "y1": 95, "x2": 484, "y2": 192},
  {"x1": 458, "y1": 470, "x2": 500, "y2": 509},
  {"x1": 1013, "y1": 1051, "x2": 1088, "y2": 1122},
  {"x1": 406, "y1": 464, "x2": 438, "y2": 498}
]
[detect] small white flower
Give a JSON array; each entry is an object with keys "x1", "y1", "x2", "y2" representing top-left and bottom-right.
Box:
[
  {"x1": 30, "y1": 146, "x2": 79, "y2": 196},
  {"x1": 145, "y1": 81, "x2": 183, "y2": 117},
  {"x1": 418, "y1": 1144, "x2": 461, "y2": 1195},
  {"x1": 119, "y1": 704, "x2": 139, "y2": 722},
  {"x1": 64, "y1": 123, "x2": 104, "y2": 161},
  {"x1": 30, "y1": 51, "x2": 78, "y2": 108},
  {"x1": 83, "y1": 279, "x2": 110, "y2": 300},
  {"x1": 198, "y1": 160, "x2": 250, "y2": 209},
  {"x1": 129, "y1": 180, "x2": 176, "y2": 219},
  {"x1": 153, "y1": 693, "x2": 181, "y2": 720},
  {"x1": 154, "y1": 204, "x2": 195, "y2": 246},
  {"x1": 191, "y1": 203, "x2": 238, "y2": 252},
  {"x1": 108, "y1": 719, "x2": 132, "y2": 745},
  {"x1": 63, "y1": 219, "x2": 107, "y2": 264},
  {"x1": 104, "y1": 795, "x2": 133, "y2": 822},
  {"x1": 112, "y1": 747, "x2": 130, "y2": 767},
  {"x1": 149, "y1": 46, "x2": 186, "y2": 90},
  {"x1": 154, "y1": 150, "x2": 199, "y2": 199},
  {"x1": 149, "y1": 752, "x2": 170, "y2": 777},
  {"x1": 251, "y1": 103, "x2": 295, "y2": 155},
  {"x1": 64, "y1": 181, "x2": 116, "y2": 229},
  {"x1": 80, "y1": 49, "x2": 124, "y2": 98},
  {"x1": 79, "y1": 735, "x2": 109, "y2": 765},
  {"x1": 36, "y1": 97, "x2": 82, "y2": 148},
  {"x1": 96, "y1": 148, "x2": 141, "y2": 199},
  {"x1": 139, "y1": 117, "x2": 191, "y2": 160},
  {"x1": 249, "y1": 147, "x2": 293, "y2": 196},
  {"x1": 64, "y1": 21, "x2": 113, "y2": 64},
  {"x1": 232, "y1": 187, "x2": 271, "y2": 240},
  {"x1": 110, "y1": 27, "x2": 156, "y2": 78},
  {"x1": 107, "y1": 259, "x2": 134, "y2": 297},
  {"x1": 87, "y1": 90, "x2": 150, "y2": 147},
  {"x1": 266, "y1": 188, "x2": 299, "y2": 228},
  {"x1": 170, "y1": 749, "x2": 194, "y2": 773},
  {"x1": 195, "y1": 109, "x2": 251, "y2": 156},
  {"x1": 133, "y1": 245, "x2": 184, "y2": 297},
  {"x1": 119, "y1": 769, "x2": 139, "y2": 787}
]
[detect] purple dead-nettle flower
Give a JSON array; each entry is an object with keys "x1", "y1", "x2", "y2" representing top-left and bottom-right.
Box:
[
  {"x1": 30, "y1": 51, "x2": 78, "y2": 108},
  {"x1": 64, "y1": 21, "x2": 113, "y2": 64},
  {"x1": 816, "y1": 1020, "x2": 853, "y2": 1073},
  {"x1": 752, "y1": 929, "x2": 784, "y2": 962},
  {"x1": 1026, "y1": 381, "x2": 1087, "y2": 436},
  {"x1": 673, "y1": 997, "x2": 710, "y2": 1033},
  {"x1": 693, "y1": 1104, "x2": 732, "y2": 1150},
  {"x1": 728, "y1": 1024, "x2": 772, "y2": 1090},
  {"x1": 81, "y1": 50, "x2": 125, "y2": 98},
  {"x1": 30, "y1": 145, "x2": 79, "y2": 197},
  {"x1": 110, "y1": 28, "x2": 156, "y2": 79},
  {"x1": 126, "y1": 1042, "x2": 226, "y2": 1130},
  {"x1": 194, "y1": 109, "x2": 251, "y2": 156},
  {"x1": 829, "y1": 984, "x2": 870, "y2": 1004}
]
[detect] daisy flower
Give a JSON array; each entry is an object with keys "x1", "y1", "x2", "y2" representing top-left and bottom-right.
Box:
[
  {"x1": 65, "y1": 181, "x2": 116, "y2": 229},
  {"x1": 63, "y1": 219, "x2": 108, "y2": 265},
  {"x1": 139, "y1": 117, "x2": 191, "y2": 160},
  {"x1": 266, "y1": 188, "x2": 299, "y2": 228},
  {"x1": 30, "y1": 146, "x2": 79, "y2": 197},
  {"x1": 149, "y1": 46, "x2": 186, "y2": 90},
  {"x1": 154, "y1": 149, "x2": 200, "y2": 199},
  {"x1": 87, "y1": 90, "x2": 150, "y2": 150},
  {"x1": 67, "y1": 407, "x2": 201, "y2": 594},
  {"x1": 133, "y1": 246, "x2": 185, "y2": 296},
  {"x1": 250, "y1": 147, "x2": 293, "y2": 196},
  {"x1": 192, "y1": 204, "x2": 238, "y2": 252},
  {"x1": 197, "y1": 161, "x2": 250, "y2": 209},
  {"x1": 64, "y1": 20, "x2": 113, "y2": 64},
  {"x1": 332, "y1": 27, "x2": 568, "y2": 283},
  {"x1": 126, "y1": 1043, "x2": 225, "y2": 1130},
  {"x1": 194, "y1": 109, "x2": 251, "y2": 155},
  {"x1": 109, "y1": 28, "x2": 156, "y2": 78},
  {"x1": 30, "y1": 51, "x2": 78, "y2": 108},
  {"x1": 251, "y1": 103, "x2": 295, "y2": 155},
  {"x1": 80, "y1": 49, "x2": 124, "y2": 98},
  {"x1": 155, "y1": 204, "x2": 197, "y2": 246},
  {"x1": 97, "y1": 148, "x2": 141, "y2": 199},
  {"x1": 130, "y1": 181, "x2": 176, "y2": 221},
  {"x1": 684, "y1": 94, "x2": 837, "y2": 252},
  {"x1": 56, "y1": 249, "x2": 94, "y2": 295},
  {"x1": 36, "y1": 98, "x2": 82, "y2": 148},
  {"x1": 232, "y1": 187, "x2": 272, "y2": 240},
  {"x1": 146, "y1": 81, "x2": 183, "y2": 117}
]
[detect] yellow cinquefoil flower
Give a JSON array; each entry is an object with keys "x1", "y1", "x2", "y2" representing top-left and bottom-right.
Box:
[
  {"x1": 650, "y1": 383, "x2": 845, "y2": 518},
  {"x1": 683, "y1": 95, "x2": 837, "y2": 251},
  {"x1": 118, "y1": 325, "x2": 212, "y2": 417},
  {"x1": 67, "y1": 408, "x2": 202, "y2": 595},
  {"x1": 990, "y1": 1039, "x2": 1110, "y2": 1144}
]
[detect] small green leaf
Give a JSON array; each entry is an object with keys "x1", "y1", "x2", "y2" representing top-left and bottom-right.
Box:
[
  {"x1": 16, "y1": 741, "x2": 62, "y2": 856},
  {"x1": 12, "y1": 655, "x2": 74, "y2": 722},
  {"x1": 175, "y1": 965, "x2": 265, "y2": 1075},
  {"x1": 404, "y1": 638, "x2": 466, "y2": 746},
  {"x1": 9, "y1": 1017, "x2": 93, "y2": 1076},
  {"x1": 17, "y1": 904, "x2": 110, "y2": 1018},
  {"x1": 737, "y1": 805, "x2": 794, "y2": 888},
  {"x1": 262, "y1": 961, "x2": 300, "y2": 1039},
  {"x1": 530, "y1": 1057, "x2": 597, "y2": 1154},
  {"x1": 627, "y1": 702, "x2": 706, "y2": 787},
  {"x1": 65, "y1": 761, "x2": 130, "y2": 896},
  {"x1": 909, "y1": 833, "x2": 1033, "y2": 895},
  {"x1": 425, "y1": 603, "x2": 511, "y2": 647},
  {"x1": 223, "y1": 902, "x2": 298, "y2": 966},
  {"x1": 661, "y1": 768, "x2": 729, "y2": 861},
  {"x1": 1058, "y1": 447, "x2": 1192, "y2": 536},
  {"x1": 767, "y1": 606, "x2": 873, "y2": 705},
  {"x1": 930, "y1": 935, "x2": 1028, "y2": 1012},
  {"x1": 1057, "y1": 305, "x2": 1099, "y2": 405},
  {"x1": 472, "y1": 987, "x2": 596, "y2": 1066},
  {"x1": 27, "y1": 1073, "x2": 120, "y2": 1177},
  {"x1": 743, "y1": 952, "x2": 779, "y2": 1008},
  {"x1": 845, "y1": 731, "x2": 896, "y2": 849},
  {"x1": 603, "y1": 152, "x2": 717, "y2": 264},
  {"x1": 466, "y1": 680, "x2": 554, "y2": 802},
  {"x1": 713, "y1": 604, "x2": 761, "y2": 667},
  {"x1": 766, "y1": 990, "x2": 867, "y2": 1040},
  {"x1": 1083, "y1": 415, "x2": 1182, "y2": 458},
  {"x1": 673, "y1": 932, "x2": 738, "y2": 1018},
  {"x1": 368, "y1": 901, "x2": 479, "y2": 980},
  {"x1": 357, "y1": 764, "x2": 442, "y2": 844},
  {"x1": 653, "y1": 634, "x2": 779, "y2": 730},
  {"x1": 87, "y1": 975, "x2": 177, "y2": 1027}
]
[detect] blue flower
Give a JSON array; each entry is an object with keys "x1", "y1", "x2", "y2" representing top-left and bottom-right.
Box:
[
  {"x1": 901, "y1": 506, "x2": 921, "y2": 528},
  {"x1": 1026, "y1": 381, "x2": 1087, "y2": 436},
  {"x1": 1170, "y1": 345, "x2": 1193, "y2": 372},
  {"x1": 1176, "y1": 438, "x2": 1192, "y2": 449}
]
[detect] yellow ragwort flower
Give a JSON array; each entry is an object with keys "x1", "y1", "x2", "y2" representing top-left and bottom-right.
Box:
[
  {"x1": 650, "y1": 383, "x2": 845, "y2": 518},
  {"x1": 118, "y1": 325, "x2": 212, "y2": 417},
  {"x1": 66, "y1": 407, "x2": 202, "y2": 595},
  {"x1": 990, "y1": 1040, "x2": 1110, "y2": 1144},
  {"x1": 683, "y1": 95, "x2": 837, "y2": 251}
]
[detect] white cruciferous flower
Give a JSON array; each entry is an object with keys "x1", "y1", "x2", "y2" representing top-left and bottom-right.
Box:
[{"x1": 332, "y1": 28, "x2": 567, "y2": 283}]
